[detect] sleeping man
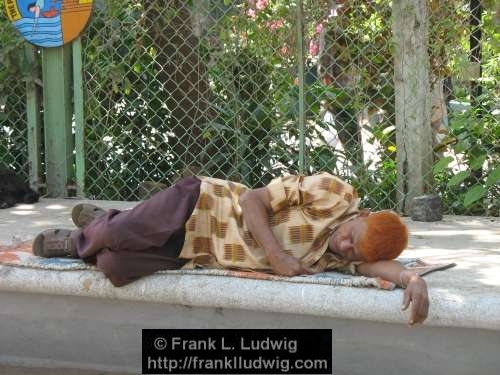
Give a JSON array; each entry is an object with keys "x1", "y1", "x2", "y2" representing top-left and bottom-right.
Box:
[{"x1": 33, "y1": 172, "x2": 429, "y2": 325}]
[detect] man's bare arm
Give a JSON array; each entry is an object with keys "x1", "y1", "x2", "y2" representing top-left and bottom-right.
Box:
[
  {"x1": 357, "y1": 260, "x2": 429, "y2": 325},
  {"x1": 239, "y1": 188, "x2": 311, "y2": 276}
]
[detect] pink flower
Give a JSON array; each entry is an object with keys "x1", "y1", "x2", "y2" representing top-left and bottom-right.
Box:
[
  {"x1": 315, "y1": 23, "x2": 324, "y2": 34},
  {"x1": 280, "y1": 44, "x2": 289, "y2": 55},
  {"x1": 247, "y1": 8, "x2": 256, "y2": 18},
  {"x1": 256, "y1": 0, "x2": 268, "y2": 10},
  {"x1": 267, "y1": 19, "x2": 284, "y2": 30},
  {"x1": 309, "y1": 40, "x2": 319, "y2": 56}
]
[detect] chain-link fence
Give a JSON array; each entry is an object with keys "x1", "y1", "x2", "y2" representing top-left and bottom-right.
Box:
[
  {"x1": 1, "y1": 0, "x2": 498, "y2": 215},
  {"x1": 0, "y1": 13, "x2": 34, "y2": 180},
  {"x1": 427, "y1": 0, "x2": 499, "y2": 216},
  {"x1": 82, "y1": 0, "x2": 400, "y2": 201}
]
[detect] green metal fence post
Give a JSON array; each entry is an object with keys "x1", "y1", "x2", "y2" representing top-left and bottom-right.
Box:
[
  {"x1": 25, "y1": 45, "x2": 42, "y2": 191},
  {"x1": 296, "y1": 0, "x2": 306, "y2": 174},
  {"x1": 42, "y1": 46, "x2": 74, "y2": 197},
  {"x1": 73, "y1": 38, "x2": 86, "y2": 198}
]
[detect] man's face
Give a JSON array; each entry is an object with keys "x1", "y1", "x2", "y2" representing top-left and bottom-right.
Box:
[{"x1": 328, "y1": 217, "x2": 367, "y2": 261}]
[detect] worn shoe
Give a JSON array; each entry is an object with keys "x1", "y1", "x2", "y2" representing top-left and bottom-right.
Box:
[
  {"x1": 32, "y1": 229, "x2": 77, "y2": 258},
  {"x1": 71, "y1": 203, "x2": 106, "y2": 228}
]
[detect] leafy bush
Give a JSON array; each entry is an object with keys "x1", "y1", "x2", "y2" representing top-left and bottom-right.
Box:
[{"x1": 433, "y1": 90, "x2": 499, "y2": 216}]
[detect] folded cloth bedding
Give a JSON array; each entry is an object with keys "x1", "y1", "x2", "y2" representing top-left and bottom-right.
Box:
[{"x1": 0, "y1": 239, "x2": 455, "y2": 290}]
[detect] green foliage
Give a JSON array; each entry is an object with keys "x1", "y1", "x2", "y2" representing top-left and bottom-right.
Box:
[
  {"x1": 0, "y1": 12, "x2": 37, "y2": 176},
  {"x1": 433, "y1": 156, "x2": 454, "y2": 174},
  {"x1": 428, "y1": 0, "x2": 499, "y2": 216},
  {"x1": 432, "y1": 89, "x2": 499, "y2": 215},
  {"x1": 82, "y1": 1, "x2": 184, "y2": 199},
  {"x1": 0, "y1": 0, "x2": 497, "y2": 216}
]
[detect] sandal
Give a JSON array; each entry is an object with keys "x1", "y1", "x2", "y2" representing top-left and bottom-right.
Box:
[
  {"x1": 71, "y1": 203, "x2": 106, "y2": 228},
  {"x1": 32, "y1": 229, "x2": 77, "y2": 258}
]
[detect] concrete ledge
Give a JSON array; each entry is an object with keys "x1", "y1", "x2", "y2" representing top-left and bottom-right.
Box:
[
  {"x1": 1, "y1": 199, "x2": 499, "y2": 373},
  {"x1": 0, "y1": 263, "x2": 499, "y2": 331},
  {"x1": 1, "y1": 199, "x2": 499, "y2": 330},
  {"x1": 1, "y1": 290, "x2": 500, "y2": 375}
]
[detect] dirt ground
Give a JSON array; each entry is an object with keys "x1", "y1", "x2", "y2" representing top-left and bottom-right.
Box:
[{"x1": 0, "y1": 365, "x2": 127, "y2": 375}]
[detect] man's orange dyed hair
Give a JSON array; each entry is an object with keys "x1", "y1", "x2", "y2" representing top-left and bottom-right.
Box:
[{"x1": 358, "y1": 210, "x2": 408, "y2": 262}]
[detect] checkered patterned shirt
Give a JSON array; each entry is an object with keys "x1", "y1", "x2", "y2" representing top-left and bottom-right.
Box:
[{"x1": 179, "y1": 173, "x2": 360, "y2": 273}]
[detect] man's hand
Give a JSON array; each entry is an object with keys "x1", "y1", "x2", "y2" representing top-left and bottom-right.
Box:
[
  {"x1": 402, "y1": 273, "x2": 429, "y2": 326},
  {"x1": 357, "y1": 261, "x2": 430, "y2": 326},
  {"x1": 239, "y1": 188, "x2": 313, "y2": 277},
  {"x1": 268, "y1": 252, "x2": 312, "y2": 277}
]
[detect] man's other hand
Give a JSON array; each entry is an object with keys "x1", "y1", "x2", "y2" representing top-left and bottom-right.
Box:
[
  {"x1": 268, "y1": 252, "x2": 312, "y2": 277},
  {"x1": 402, "y1": 274, "x2": 429, "y2": 326}
]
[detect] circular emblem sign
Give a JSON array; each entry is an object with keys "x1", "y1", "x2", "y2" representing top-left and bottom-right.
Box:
[{"x1": 4, "y1": 0, "x2": 93, "y2": 47}]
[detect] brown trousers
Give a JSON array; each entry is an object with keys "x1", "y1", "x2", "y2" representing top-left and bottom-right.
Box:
[{"x1": 71, "y1": 176, "x2": 201, "y2": 287}]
